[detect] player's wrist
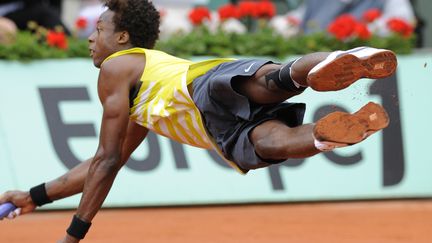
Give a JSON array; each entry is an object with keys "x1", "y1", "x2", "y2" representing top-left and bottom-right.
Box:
[
  {"x1": 24, "y1": 191, "x2": 34, "y2": 205},
  {"x1": 29, "y1": 183, "x2": 53, "y2": 207},
  {"x1": 64, "y1": 234, "x2": 80, "y2": 243},
  {"x1": 66, "y1": 214, "x2": 92, "y2": 240}
]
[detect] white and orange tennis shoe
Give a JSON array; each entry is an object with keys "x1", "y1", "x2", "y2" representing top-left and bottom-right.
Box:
[
  {"x1": 307, "y1": 47, "x2": 397, "y2": 91},
  {"x1": 313, "y1": 102, "x2": 389, "y2": 151}
]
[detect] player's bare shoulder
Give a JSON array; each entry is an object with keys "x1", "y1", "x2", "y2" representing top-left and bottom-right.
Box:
[{"x1": 99, "y1": 53, "x2": 146, "y2": 88}]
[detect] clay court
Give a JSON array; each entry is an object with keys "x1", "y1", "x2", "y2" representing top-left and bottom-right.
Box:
[{"x1": 1, "y1": 199, "x2": 431, "y2": 243}]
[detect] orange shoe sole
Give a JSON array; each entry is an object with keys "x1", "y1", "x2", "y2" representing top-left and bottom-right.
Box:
[
  {"x1": 313, "y1": 102, "x2": 390, "y2": 144},
  {"x1": 307, "y1": 49, "x2": 397, "y2": 91}
]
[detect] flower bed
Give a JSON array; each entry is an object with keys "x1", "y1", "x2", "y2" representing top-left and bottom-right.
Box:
[
  {"x1": 157, "y1": 1, "x2": 415, "y2": 58},
  {"x1": 0, "y1": 1, "x2": 416, "y2": 61}
]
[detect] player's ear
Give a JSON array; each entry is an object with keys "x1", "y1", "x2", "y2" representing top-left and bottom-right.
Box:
[{"x1": 117, "y1": 31, "x2": 130, "y2": 44}]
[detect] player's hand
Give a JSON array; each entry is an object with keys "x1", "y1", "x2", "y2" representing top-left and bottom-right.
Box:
[
  {"x1": 0, "y1": 190, "x2": 36, "y2": 219},
  {"x1": 57, "y1": 234, "x2": 80, "y2": 243}
]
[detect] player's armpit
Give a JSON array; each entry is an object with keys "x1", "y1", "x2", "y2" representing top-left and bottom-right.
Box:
[{"x1": 119, "y1": 119, "x2": 149, "y2": 166}]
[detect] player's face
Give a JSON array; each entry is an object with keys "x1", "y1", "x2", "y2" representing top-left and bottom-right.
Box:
[{"x1": 88, "y1": 10, "x2": 124, "y2": 68}]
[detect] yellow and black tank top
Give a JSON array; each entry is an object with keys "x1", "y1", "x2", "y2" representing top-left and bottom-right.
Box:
[{"x1": 103, "y1": 48, "x2": 234, "y2": 148}]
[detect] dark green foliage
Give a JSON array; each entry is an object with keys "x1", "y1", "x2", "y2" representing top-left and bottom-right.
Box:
[{"x1": 0, "y1": 28, "x2": 414, "y2": 61}]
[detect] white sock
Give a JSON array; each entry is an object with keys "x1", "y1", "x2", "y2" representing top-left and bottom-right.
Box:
[
  {"x1": 289, "y1": 58, "x2": 307, "y2": 88},
  {"x1": 314, "y1": 139, "x2": 349, "y2": 152}
]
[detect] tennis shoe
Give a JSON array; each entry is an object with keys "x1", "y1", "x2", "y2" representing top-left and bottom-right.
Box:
[
  {"x1": 314, "y1": 102, "x2": 389, "y2": 145},
  {"x1": 307, "y1": 47, "x2": 397, "y2": 91}
]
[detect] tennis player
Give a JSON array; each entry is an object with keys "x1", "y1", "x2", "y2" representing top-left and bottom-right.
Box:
[{"x1": 0, "y1": 0, "x2": 396, "y2": 242}]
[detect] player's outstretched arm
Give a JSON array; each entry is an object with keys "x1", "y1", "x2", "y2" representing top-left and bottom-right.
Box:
[
  {"x1": 46, "y1": 119, "x2": 148, "y2": 203},
  {"x1": 0, "y1": 156, "x2": 96, "y2": 220},
  {"x1": 0, "y1": 118, "x2": 147, "y2": 220},
  {"x1": 59, "y1": 58, "x2": 141, "y2": 243}
]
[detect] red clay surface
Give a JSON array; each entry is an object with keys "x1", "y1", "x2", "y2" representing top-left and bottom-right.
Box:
[{"x1": 1, "y1": 200, "x2": 431, "y2": 243}]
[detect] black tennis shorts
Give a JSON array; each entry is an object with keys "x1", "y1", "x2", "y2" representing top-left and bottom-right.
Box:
[{"x1": 192, "y1": 59, "x2": 306, "y2": 171}]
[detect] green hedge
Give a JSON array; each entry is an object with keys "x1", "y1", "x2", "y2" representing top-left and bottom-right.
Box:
[
  {"x1": 0, "y1": 28, "x2": 415, "y2": 61},
  {"x1": 155, "y1": 27, "x2": 415, "y2": 58}
]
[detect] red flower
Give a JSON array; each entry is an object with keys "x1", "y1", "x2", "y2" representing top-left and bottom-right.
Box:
[
  {"x1": 328, "y1": 14, "x2": 358, "y2": 40},
  {"x1": 238, "y1": 1, "x2": 259, "y2": 18},
  {"x1": 286, "y1": 15, "x2": 300, "y2": 26},
  {"x1": 75, "y1": 17, "x2": 88, "y2": 30},
  {"x1": 354, "y1": 22, "x2": 371, "y2": 40},
  {"x1": 256, "y1": 0, "x2": 276, "y2": 18},
  {"x1": 363, "y1": 8, "x2": 381, "y2": 23},
  {"x1": 46, "y1": 30, "x2": 68, "y2": 49},
  {"x1": 387, "y1": 18, "x2": 413, "y2": 37},
  {"x1": 188, "y1": 6, "x2": 211, "y2": 26},
  {"x1": 218, "y1": 3, "x2": 240, "y2": 21},
  {"x1": 159, "y1": 8, "x2": 167, "y2": 18}
]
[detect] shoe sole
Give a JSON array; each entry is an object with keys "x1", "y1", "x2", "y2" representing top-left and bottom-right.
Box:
[
  {"x1": 307, "y1": 49, "x2": 397, "y2": 91},
  {"x1": 314, "y1": 102, "x2": 389, "y2": 144}
]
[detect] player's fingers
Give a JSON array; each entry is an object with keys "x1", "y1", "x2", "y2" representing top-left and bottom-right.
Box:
[
  {"x1": 6, "y1": 208, "x2": 21, "y2": 220},
  {"x1": 0, "y1": 193, "x2": 7, "y2": 203},
  {"x1": 0, "y1": 191, "x2": 12, "y2": 204},
  {"x1": 7, "y1": 212, "x2": 16, "y2": 219},
  {"x1": 14, "y1": 208, "x2": 21, "y2": 216}
]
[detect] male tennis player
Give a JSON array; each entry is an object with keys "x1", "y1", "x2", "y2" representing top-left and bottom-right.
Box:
[{"x1": 0, "y1": 0, "x2": 396, "y2": 242}]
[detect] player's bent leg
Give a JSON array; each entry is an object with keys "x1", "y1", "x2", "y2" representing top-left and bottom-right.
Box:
[
  {"x1": 313, "y1": 102, "x2": 389, "y2": 145},
  {"x1": 307, "y1": 47, "x2": 397, "y2": 91},
  {"x1": 234, "y1": 53, "x2": 331, "y2": 104},
  {"x1": 250, "y1": 121, "x2": 320, "y2": 161},
  {"x1": 234, "y1": 63, "x2": 307, "y2": 104},
  {"x1": 244, "y1": 51, "x2": 330, "y2": 96},
  {"x1": 236, "y1": 53, "x2": 329, "y2": 105},
  {"x1": 250, "y1": 102, "x2": 389, "y2": 161}
]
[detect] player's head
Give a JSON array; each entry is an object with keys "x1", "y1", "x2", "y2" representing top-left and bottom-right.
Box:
[{"x1": 89, "y1": 0, "x2": 160, "y2": 67}]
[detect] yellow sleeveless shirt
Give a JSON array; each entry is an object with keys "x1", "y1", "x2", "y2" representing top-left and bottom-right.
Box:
[
  {"x1": 103, "y1": 48, "x2": 248, "y2": 174},
  {"x1": 104, "y1": 47, "x2": 236, "y2": 143}
]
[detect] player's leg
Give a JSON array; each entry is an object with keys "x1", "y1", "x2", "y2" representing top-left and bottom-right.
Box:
[
  {"x1": 250, "y1": 121, "x2": 319, "y2": 160},
  {"x1": 235, "y1": 47, "x2": 397, "y2": 104},
  {"x1": 233, "y1": 52, "x2": 330, "y2": 104},
  {"x1": 250, "y1": 102, "x2": 389, "y2": 161}
]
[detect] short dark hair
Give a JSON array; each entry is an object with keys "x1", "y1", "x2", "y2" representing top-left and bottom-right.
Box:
[{"x1": 103, "y1": 0, "x2": 160, "y2": 48}]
